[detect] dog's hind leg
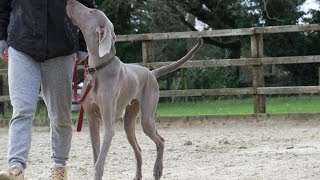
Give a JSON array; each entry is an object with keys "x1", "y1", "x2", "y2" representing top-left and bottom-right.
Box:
[
  {"x1": 123, "y1": 99, "x2": 142, "y2": 180},
  {"x1": 140, "y1": 87, "x2": 164, "y2": 180}
]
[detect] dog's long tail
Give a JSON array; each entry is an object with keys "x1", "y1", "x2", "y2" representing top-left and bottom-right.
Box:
[{"x1": 151, "y1": 38, "x2": 203, "y2": 78}]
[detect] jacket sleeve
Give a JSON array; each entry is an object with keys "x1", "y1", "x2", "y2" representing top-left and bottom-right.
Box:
[
  {"x1": 77, "y1": 0, "x2": 95, "y2": 51},
  {"x1": 0, "y1": 0, "x2": 12, "y2": 41},
  {"x1": 78, "y1": 0, "x2": 95, "y2": 8}
]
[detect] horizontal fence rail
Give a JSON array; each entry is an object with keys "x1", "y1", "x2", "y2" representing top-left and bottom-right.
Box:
[
  {"x1": 2, "y1": 54, "x2": 320, "y2": 75},
  {"x1": 116, "y1": 24, "x2": 320, "y2": 41},
  {"x1": 159, "y1": 86, "x2": 320, "y2": 97},
  {"x1": 145, "y1": 55, "x2": 320, "y2": 69},
  {"x1": 0, "y1": 86, "x2": 318, "y2": 101}
]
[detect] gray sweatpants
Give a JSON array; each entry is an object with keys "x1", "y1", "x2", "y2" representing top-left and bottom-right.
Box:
[{"x1": 7, "y1": 47, "x2": 76, "y2": 169}]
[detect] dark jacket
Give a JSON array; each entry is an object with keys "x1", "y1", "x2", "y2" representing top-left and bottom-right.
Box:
[{"x1": 0, "y1": 0, "x2": 94, "y2": 62}]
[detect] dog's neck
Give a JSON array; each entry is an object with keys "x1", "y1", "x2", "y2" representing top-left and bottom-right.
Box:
[
  {"x1": 87, "y1": 46, "x2": 116, "y2": 68},
  {"x1": 88, "y1": 54, "x2": 114, "y2": 67},
  {"x1": 88, "y1": 47, "x2": 116, "y2": 68}
]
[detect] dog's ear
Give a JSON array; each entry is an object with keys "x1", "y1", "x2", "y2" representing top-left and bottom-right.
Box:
[{"x1": 97, "y1": 26, "x2": 112, "y2": 57}]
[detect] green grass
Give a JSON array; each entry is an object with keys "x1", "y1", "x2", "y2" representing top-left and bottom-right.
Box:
[
  {"x1": 156, "y1": 98, "x2": 253, "y2": 116},
  {"x1": 156, "y1": 95, "x2": 320, "y2": 116},
  {"x1": 2, "y1": 95, "x2": 320, "y2": 122},
  {"x1": 266, "y1": 95, "x2": 320, "y2": 113}
]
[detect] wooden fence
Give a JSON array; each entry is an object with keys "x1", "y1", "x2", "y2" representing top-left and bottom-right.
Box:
[
  {"x1": 117, "y1": 23, "x2": 320, "y2": 114},
  {"x1": 1, "y1": 24, "x2": 320, "y2": 115}
]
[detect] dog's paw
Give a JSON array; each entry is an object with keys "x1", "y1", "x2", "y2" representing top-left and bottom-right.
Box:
[
  {"x1": 153, "y1": 163, "x2": 163, "y2": 180},
  {"x1": 133, "y1": 177, "x2": 142, "y2": 180}
]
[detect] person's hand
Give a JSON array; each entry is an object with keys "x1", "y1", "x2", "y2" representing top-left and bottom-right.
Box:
[
  {"x1": 0, "y1": 40, "x2": 8, "y2": 61},
  {"x1": 76, "y1": 51, "x2": 88, "y2": 64}
]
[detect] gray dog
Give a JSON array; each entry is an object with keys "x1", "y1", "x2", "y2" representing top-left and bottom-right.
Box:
[{"x1": 66, "y1": 0, "x2": 203, "y2": 179}]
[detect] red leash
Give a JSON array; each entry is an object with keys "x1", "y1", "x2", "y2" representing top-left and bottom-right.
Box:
[
  {"x1": 75, "y1": 82, "x2": 92, "y2": 132},
  {"x1": 72, "y1": 59, "x2": 92, "y2": 132},
  {"x1": 77, "y1": 106, "x2": 85, "y2": 132},
  {"x1": 72, "y1": 65, "x2": 79, "y2": 101}
]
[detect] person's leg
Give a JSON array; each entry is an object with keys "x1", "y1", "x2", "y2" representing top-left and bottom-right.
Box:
[
  {"x1": 41, "y1": 53, "x2": 76, "y2": 166},
  {"x1": 7, "y1": 47, "x2": 41, "y2": 169}
]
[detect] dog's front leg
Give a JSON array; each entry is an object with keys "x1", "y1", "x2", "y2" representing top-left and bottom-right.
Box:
[
  {"x1": 83, "y1": 102, "x2": 101, "y2": 164},
  {"x1": 87, "y1": 112, "x2": 101, "y2": 164},
  {"x1": 94, "y1": 98, "x2": 116, "y2": 180}
]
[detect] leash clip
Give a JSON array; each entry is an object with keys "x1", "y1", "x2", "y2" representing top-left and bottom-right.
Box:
[
  {"x1": 84, "y1": 68, "x2": 93, "y2": 84},
  {"x1": 86, "y1": 73, "x2": 92, "y2": 82}
]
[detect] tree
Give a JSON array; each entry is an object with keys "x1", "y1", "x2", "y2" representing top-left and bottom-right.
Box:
[
  {"x1": 95, "y1": 0, "x2": 146, "y2": 63},
  {"x1": 169, "y1": 0, "x2": 319, "y2": 86},
  {"x1": 259, "y1": 0, "x2": 318, "y2": 85}
]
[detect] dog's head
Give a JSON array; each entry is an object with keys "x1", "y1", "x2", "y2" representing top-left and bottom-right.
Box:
[{"x1": 66, "y1": 0, "x2": 116, "y2": 58}]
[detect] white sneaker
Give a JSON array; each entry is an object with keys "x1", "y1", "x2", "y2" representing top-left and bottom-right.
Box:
[
  {"x1": 0, "y1": 164, "x2": 24, "y2": 180},
  {"x1": 50, "y1": 164, "x2": 68, "y2": 180}
]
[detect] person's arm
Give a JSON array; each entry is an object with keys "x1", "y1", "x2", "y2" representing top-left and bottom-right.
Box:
[
  {"x1": 78, "y1": 0, "x2": 95, "y2": 9},
  {"x1": 0, "y1": 0, "x2": 11, "y2": 61},
  {"x1": 0, "y1": 0, "x2": 12, "y2": 41}
]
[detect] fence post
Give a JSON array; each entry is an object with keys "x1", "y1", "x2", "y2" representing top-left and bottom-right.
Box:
[
  {"x1": 318, "y1": 67, "x2": 320, "y2": 85},
  {"x1": 142, "y1": 40, "x2": 154, "y2": 65},
  {"x1": 251, "y1": 33, "x2": 266, "y2": 113}
]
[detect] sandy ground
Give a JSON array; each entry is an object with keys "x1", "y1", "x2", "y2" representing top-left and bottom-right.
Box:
[{"x1": 1, "y1": 119, "x2": 320, "y2": 180}]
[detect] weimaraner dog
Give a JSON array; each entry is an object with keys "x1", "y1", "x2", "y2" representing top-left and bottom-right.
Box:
[{"x1": 66, "y1": 0, "x2": 203, "y2": 179}]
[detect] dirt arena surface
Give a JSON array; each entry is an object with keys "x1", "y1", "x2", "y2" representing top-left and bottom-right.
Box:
[{"x1": 1, "y1": 119, "x2": 320, "y2": 180}]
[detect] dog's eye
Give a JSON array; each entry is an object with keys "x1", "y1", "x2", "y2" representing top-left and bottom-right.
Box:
[{"x1": 89, "y1": 9, "x2": 97, "y2": 14}]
